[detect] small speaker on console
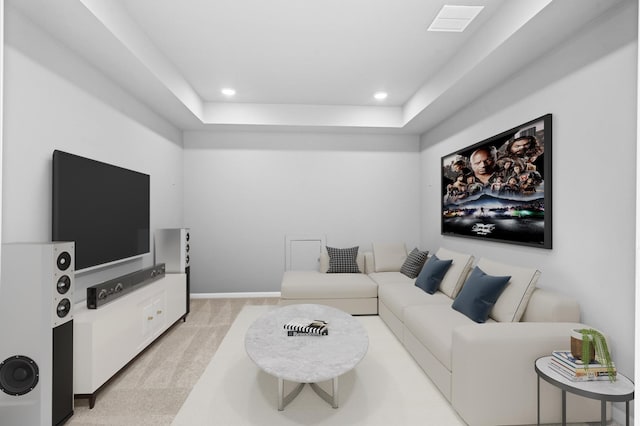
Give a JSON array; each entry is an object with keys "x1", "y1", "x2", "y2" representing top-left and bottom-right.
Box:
[
  {"x1": 0, "y1": 242, "x2": 75, "y2": 426},
  {"x1": 155, "y1": 228, "x2": 190, "y2": 315}
]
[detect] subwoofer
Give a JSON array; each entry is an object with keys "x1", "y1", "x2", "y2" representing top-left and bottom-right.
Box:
[
  {"x1": 155, "y1": 228, "x2": 190, "y2": 315},
  {"x1": 0, "y1": 242, "x2": 75, "y2": 425}
]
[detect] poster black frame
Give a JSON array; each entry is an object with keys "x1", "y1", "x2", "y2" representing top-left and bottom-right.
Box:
[{"x1": 440, "y1": 114, "x2": 552, "y2": 249}]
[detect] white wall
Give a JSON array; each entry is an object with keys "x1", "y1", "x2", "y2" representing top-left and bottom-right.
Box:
[
  {"x1": 0, "y1": 0, "x2": 4, "y2": 289},
  {"x1": 2, "y1": 8, "x2": 184, "y2": 298},
  {"x1": 420, "y1": 0, "x2": 637, "y2": 409},
  {"x1": 636, "y1": 0, "x2": 640, "y2": 408},
  {"x1": 183, "y1": 131, "x2": 420, "y2": 293}
]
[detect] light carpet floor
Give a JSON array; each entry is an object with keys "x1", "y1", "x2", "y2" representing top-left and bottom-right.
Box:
[
  {"x1": 68, "y1": 298, "x2": 279, "y2": 425},
  {"x1": 172, "y1": 305, "x2": 466, "y2": 426}
]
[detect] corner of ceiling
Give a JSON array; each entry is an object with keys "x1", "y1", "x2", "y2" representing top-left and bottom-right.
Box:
[
  {"x1": 79, "y1": 0, "x2": 205, "y2": 120},
  {"x1": 401, "y1": 0, "x2": 554, "y2": 130}
]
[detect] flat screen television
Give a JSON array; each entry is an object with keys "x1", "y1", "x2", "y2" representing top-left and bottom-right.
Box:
[{"x1": 52, "y1": 150, "x2": 150, "y2": 271}]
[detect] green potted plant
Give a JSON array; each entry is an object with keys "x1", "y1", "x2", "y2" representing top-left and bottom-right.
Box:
[{"x1": 570, "y1": 328, "x2": 616, "y2": 381}]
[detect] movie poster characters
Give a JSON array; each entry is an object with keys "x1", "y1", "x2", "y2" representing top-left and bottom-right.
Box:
[{"x1": 441, "y1": 115, "x2": 551, "y2": 248}]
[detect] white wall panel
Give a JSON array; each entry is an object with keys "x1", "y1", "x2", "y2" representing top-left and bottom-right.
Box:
[{"x1": 285, "y1": 235, "x2": 326, "y2": 271}]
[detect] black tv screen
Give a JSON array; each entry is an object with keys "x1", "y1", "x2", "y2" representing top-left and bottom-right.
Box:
[{"x1": 52, "y1": 150, "x2": 150, "y2": 271}]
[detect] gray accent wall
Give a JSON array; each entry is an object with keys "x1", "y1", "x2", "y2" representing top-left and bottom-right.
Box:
[{"x1": 183, "y1": 131, "x2": 421, "y2": 294}]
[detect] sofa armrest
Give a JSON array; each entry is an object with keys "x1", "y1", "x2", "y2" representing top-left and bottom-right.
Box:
[
  {"x1": 451, "y1": 322, "x2": 601, "y2": 425},
  {"x1": 364, "y1": 252, "x2": 374, "y2": 274}
]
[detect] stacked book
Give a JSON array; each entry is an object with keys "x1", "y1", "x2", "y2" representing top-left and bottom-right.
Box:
[
  {"x1": 549, "y1": 350, "x2": 616, "y2": 381},
  {"x1": 283, "y1": 319, "x2": 328, "y2": 336}
]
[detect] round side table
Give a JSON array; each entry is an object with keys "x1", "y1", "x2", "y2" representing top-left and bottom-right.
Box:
[{"x1": 535, "y1": 356, "x2": 634, "y2": 426}]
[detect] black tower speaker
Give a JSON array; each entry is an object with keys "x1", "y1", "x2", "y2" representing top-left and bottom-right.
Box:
[
  {"x1": 0, "y1": 242, "x2": 75, "y2": 425},
  {"x1": 155, "y1": 228, "x2": 190, "y2": 315}
]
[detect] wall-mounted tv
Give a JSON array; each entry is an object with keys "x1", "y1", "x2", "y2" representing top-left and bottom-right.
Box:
[
  {"x1": 52, "y1": 150, "x2": 150, "y2": 271},
  {"x1": 441, "y1": 114, "x2": 552, "y2": 249}
]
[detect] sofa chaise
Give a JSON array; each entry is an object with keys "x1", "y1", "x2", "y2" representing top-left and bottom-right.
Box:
[{"x1": 279, "y1": 243, "x2": 603, "y2": 425}]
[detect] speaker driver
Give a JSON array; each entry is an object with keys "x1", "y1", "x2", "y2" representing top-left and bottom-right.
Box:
[
  {"x1": 56, "y1": 275, "x2": 71, "y2": 294},
  {"x1": 186, "y1": 243, "x2": 190, "y2": 253},
  {"x1": 186, "y1": 232, "x2": 190, "y2": 242},
  {"x1": 56, "y1": 251, "x2": 72, "y2": 271},
  {"x1": 56, "y1": 299, "x2": 71, "y2": 318},
  {"x1": 0, "y1": 355, "x2": 39, "y2": 396}
]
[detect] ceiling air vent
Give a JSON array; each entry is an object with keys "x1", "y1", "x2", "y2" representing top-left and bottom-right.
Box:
[{"x1": 428, "y1": 5, "x2": 484, "y2": 32}]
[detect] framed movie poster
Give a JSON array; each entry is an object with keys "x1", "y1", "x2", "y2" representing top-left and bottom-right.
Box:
[{"x1": 441, "y1": 114, "x2": 552, "y2": 249}]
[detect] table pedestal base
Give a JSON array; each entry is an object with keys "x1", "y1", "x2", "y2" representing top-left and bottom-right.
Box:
[{"x1": 278, "y1": 377, "x2": 339, "y2": 411}]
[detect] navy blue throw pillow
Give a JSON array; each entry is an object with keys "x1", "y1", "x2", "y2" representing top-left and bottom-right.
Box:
[
  {"x1": 415, "y1": 255, "x2": 453, "y2": 294},
  {"x1": 452, "y1": 266, "x2": 511, "y2": 323}
]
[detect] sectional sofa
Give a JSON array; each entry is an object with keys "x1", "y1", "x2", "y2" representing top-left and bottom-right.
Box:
[{"x1": 280, "y1": 243, "x2": 602, "y2": 425}]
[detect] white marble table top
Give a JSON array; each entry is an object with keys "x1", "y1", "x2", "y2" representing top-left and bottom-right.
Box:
[
  {"x1": 535, "y1": 356, "x2": 634, "y2": 400},
  {"x1": 245, "y1": 304, "x2": 369, "y2": 383}
]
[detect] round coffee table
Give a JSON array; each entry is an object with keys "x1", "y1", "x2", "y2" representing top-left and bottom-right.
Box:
[{"x1": 244, "y1": 304, "x2": 369, "y2": 410}]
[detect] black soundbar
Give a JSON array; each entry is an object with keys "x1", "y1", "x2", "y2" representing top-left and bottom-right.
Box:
[{"x1": 86, "y1": 264, "x2": 166, "y2": 309}]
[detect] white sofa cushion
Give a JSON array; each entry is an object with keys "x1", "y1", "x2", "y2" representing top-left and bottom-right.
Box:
[
  {"x1": 434, "y1": 248, "x2": 474, "y2": 299},
  {"x1": 372, "y1": 242, "x2": 407, "y2": 272},
  {"x1": 475, "y1": 258, "x2": 541, "y2": 322},
  {"x1": 280, "y1": 271, "x2": 378, "y2": 299},
  {"x1": 404, "y1": 304, "x2": 495, "y2": 371},
  {"x1": 521, "y1": 288, "x2": 580, "y2": 322},
  {"x1": 368, "y1": 271, "x2": 415, "y2": 287},
  {"x1": 378, "y1": 283, "x2": 452, "y2": 320}
]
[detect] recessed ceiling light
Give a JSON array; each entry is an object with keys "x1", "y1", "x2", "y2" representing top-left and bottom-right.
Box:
[
  {"x1": 374, "y1": 92, "x2": 388, "y2": 100},
  {"x1": 221, "y1": 88, "x2": 236, "y2": 96},
  {"x1": 428, "y1": 5, "x2": 484, "y2": 32}
]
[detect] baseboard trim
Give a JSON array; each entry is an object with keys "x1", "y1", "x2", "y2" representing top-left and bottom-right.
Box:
[{"x1": 191, "y1": 292, "x2": 281, "y2": 299}]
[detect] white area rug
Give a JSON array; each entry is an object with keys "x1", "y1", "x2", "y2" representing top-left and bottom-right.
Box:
[{"x1": 172, "y1": 305, "x2": 465, "y2": 425}]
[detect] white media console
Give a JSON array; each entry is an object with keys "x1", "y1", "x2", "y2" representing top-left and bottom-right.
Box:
[{"x1": 73, "y1": 273, "x2": 187, "y2": 407}]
